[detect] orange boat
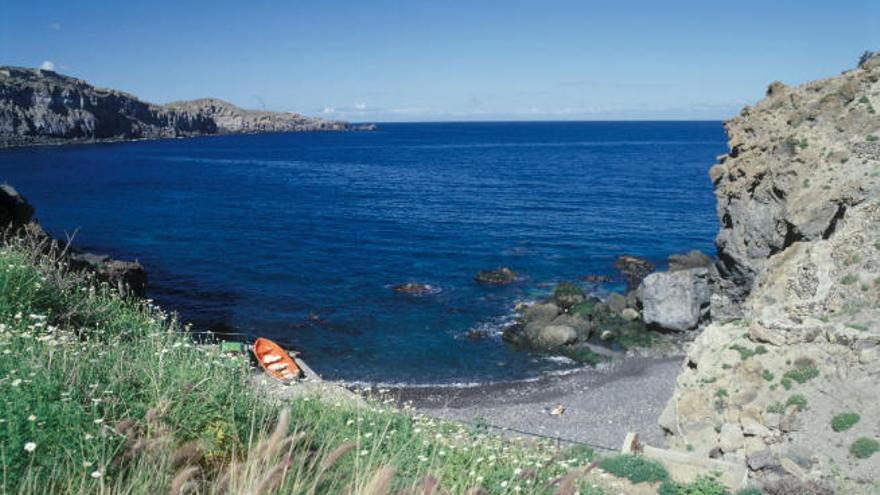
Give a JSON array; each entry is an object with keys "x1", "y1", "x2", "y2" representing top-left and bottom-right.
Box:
[{"x1": 252, "y1": 337, "x2": 302, "y2": 381}]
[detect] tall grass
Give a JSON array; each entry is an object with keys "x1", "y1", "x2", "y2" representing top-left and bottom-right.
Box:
[{"x1": 0, "y1": 233, "x2": 603, "y2": 494}]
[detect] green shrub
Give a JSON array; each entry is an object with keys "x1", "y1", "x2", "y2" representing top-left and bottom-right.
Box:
[
  {"x1": 840, "y1": 274, "x2": 858, "y2": 285},
  {"x1": 850, "y1": 438, "x2": 879, "y2": 459},
  {"x1": 832, "y1": 412, "x2": 861, "y2": 432},
  {"x1": 781, "y1": 377, "x2": 793, "y2": 390},
  {"x1": 657, "y1": 472, "x2": 729, "y2": 495},
  {"x1": 761, "y1": 369, "x2": 775, "y2": 382},
  {"x1": 755, "y1": 345, "x2": 768, "y2": 355},
  {"x1": 784, "y1": 365, "x2": 819, "y2": 384},
  {"x1": 767, "y1": 402, "x2": 786, "y2": 414},
  {"x1": 729, "y1": 344, "x2": 756, "y2": 360},
  {"x1": 786, "y1": 394, "x2": 808, "y2": 411},
  {"x1": 736, "y1": 489, "x2": 762, "y2": 495},
  {"x1": 599, "y1": 455, "x2": 669, "y2": 484},
  {"x1": 867, "y1": 134, "x2": 879, "y2": 142}
]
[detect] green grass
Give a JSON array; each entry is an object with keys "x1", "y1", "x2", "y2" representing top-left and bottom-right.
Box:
[
  {"x1": 598, "y1": 455, "x2": 668, "y2": 484},
  {"x1": 0, "y1": 235, "x2": 605, "y2": 495},
  {"x1": 850, "y1": 438, "x2": 879, "y2": 459},
  {"x1": 831, "y1": 412, "x2": 861, "y2": 432}
]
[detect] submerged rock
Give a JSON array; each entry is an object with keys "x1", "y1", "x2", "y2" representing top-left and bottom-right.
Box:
[
  {"x1": 392, "y1": 282, "x2": 434, "y2": 295},
  {"x1": 613, "y1": 255, "x2": 655, "y2": 291},
  {"x1": 474, "y1": 267, "x2": 517, "y2": 285}
]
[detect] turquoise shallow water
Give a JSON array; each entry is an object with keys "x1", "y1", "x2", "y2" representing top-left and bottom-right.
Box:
[{"x1": 0, "y1": 121, "x2": 726, "y2": 384}]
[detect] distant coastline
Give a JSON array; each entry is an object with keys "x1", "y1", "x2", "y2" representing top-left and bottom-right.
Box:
[{"x1": 0, "y1": 66, "x2": 376, "y2": 148}]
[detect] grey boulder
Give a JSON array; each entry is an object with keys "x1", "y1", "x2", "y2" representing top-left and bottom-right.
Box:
[{"x1": 639, "y1": 267, "x2": 710, "y2": 331}]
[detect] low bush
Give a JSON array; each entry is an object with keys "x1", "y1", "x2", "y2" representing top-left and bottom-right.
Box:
[
  {"x1": 599, "y1": 454, "x2": 668, "y2": 484},
  {"x1": 850, "y1": 438, "x2": 879, "y2": 459},
  {"x1": 831, "y1": 412, "x2": 860, "y2": 432}
]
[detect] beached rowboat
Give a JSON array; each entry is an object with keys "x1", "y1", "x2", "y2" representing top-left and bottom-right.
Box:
[{"x1": 253, "y1": 337, "x2": 302, "y2": 381}]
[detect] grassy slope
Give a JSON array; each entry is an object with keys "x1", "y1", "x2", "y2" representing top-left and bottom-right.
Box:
[{"x1": 0, "y1": 237, "x2": 609, "y2": 494}]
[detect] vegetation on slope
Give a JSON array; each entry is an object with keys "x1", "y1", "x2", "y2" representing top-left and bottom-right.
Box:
[{"x1": 0, "y1": 233, "x2": 605, "y2": 494}]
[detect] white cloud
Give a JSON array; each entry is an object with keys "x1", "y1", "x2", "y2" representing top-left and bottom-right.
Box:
[
  {"x1": 40, "y1": 60, "x2": 55, "y2": 71},
  {"x1": 354, "y1": 102, "x2": 367, "y2": 110},
  {"x1": 321, "y1": 107, "x2": 335, "y2": 114},
  {"x1": 49, "y1": 22, "x2": 61, "y2": 31}
]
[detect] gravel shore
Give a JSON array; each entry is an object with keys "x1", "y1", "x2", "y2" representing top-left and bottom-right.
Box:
[{"x1": 388, "y1": 356, "x2": 683, "y2": 452}]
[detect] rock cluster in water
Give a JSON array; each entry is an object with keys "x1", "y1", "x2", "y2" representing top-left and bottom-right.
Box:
[
  {"x1": 659, "y1": 51, "x2": 880, "y2": 493},
  {"x1": 0, "y1": 66, "x2": 374, "y2": 147}
]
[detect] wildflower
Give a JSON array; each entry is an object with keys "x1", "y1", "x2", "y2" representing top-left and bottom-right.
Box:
[
  {"x1": 27, "y1": 415, "x2": 36, "y2": 422},
  {"x1": 93, "y1": 418, "x2": 104, "y2": 424},
  {"x1": 359, "y1": 449, "x2": 369, "y2": 457},
  {"x1": 83, "y1": 461, "x2": 93, "y2": 468},
  {"x1": 90, "y1": 470, "x2": 102, "y2": 479},
  {"x1": 23, "y1": 442, "x2": 36, "y2": 453},
  {"x1": 11, "y1": 379, "x2": 21, "y2": 387},
  {"x1": 364, "y1": 432, "x2": 373, "y2": 438}
]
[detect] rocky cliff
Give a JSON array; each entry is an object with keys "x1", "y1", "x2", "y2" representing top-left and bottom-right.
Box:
[
  {"x1": 660, "y1": 52, "x2": 880, "y2": 493},
  {"x1": 0, "y1": 66, "x2": 369, "y2": 147}
]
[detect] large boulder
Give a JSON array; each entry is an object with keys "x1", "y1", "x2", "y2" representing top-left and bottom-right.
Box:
[
  {"x1": 639, "y1": 267, "x2": 710, "y2": 331},
  {"x1": 526, "y1": 324, "x2": 577, "y2": 348},
  {"x1": 0, "y1": 184, "x2": 34, "y2": 228}
]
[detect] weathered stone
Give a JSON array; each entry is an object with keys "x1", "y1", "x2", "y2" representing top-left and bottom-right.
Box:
[
  {"x1": 741, "y1": 417, "x2": 771, "y2": 437},
  {"x1": 522, "y1": 302, "x2": 560, "y2": 323},
  {"x1": 552, "y1": 282, "x2": 585, "y2": 309},
  {"x1": 747, "y1": 449, "x2": 778, "y2": 471},
  {"x1": 718, "y1": 423, "x2": 744, "y2": 453},
  {"x1": 621, "y1": 307, "x2": 640, "y2": 321},
  {"x1": 639, "y1": 268, "x2": 710, "y2": 331},
  {"x1": 528, "y1": 324, "x2": 577, "y2": 348},
  {"x1": 606, "y1": 292, "x2": 627, "y2": 313}
]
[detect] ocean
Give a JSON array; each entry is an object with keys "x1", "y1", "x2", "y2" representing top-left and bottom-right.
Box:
[{"x1": 0, "y1": 121, "x2": 726, "y2": 384}]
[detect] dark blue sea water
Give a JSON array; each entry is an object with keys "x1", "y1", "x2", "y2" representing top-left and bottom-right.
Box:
[{"x1": 0, "y1": 122, "x2": 725, "y2": 384}]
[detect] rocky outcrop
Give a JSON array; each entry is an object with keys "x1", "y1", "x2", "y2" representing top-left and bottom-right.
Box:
[
  {"x1": 69, "y1": 253, "x2": 146, "y2": 297},
  {"x1": 0, "y1": 186, "x2": 147, "y2": 297},
  {"x1": 661, "y1": 52, "x2": 880, "y2": 493},
  {"x1": 0, "y1": 66, "x2": 370, "y2": 147},
  {"x1": 0, "y1": 185, "x2": 34, "y2": 227}
]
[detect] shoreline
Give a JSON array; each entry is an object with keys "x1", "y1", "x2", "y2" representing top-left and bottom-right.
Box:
[{"x1": 379, "y1": 355, "x2": 683, "y2": 450}]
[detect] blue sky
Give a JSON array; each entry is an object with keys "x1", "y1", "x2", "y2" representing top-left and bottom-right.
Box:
[{"x1": 2, "y1": 0, "x2": 878, "y2": 121}]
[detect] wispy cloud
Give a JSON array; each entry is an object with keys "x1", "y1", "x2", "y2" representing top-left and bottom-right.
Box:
[
  {"x1": 49, "y1": 22, "x2": 61, "y2": 31},
  {"x1": 354, "y1": 102, "x2": 367, "y2": 110},
  {"x1": 40, "y1": 60, "x2": 55, "y2": 71}
]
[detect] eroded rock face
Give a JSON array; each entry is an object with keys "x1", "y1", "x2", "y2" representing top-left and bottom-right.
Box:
[
  {"x1": 710, "y1": 52, "x2": 880, "y2": 304},
  {"x1": 0, "y1": 66, "x2": 359, "y2": 147},
  {"x1": 662, "y1": 52, "x2": 880, "y2": 493}
]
